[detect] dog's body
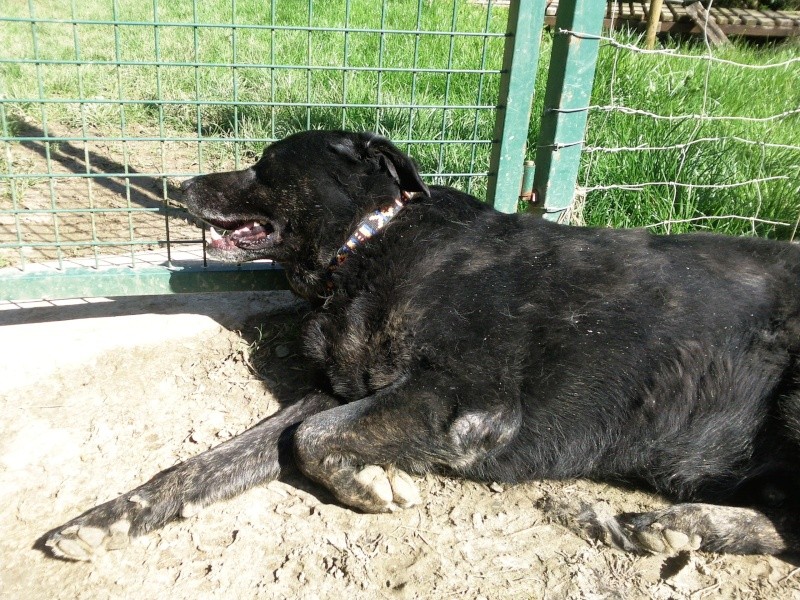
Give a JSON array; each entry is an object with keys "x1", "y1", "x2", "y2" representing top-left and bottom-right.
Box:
[{"x1": 45, "y1": 131, "x2": 800, "y2": 560}]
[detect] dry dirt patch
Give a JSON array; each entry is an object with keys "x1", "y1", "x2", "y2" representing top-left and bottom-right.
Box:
[
  {"x1": 1, "y1": 292, "x2": 798, "y2": 599},
  {"x1": 0, "y1": 116, "x2": 247, "y2": 267}
]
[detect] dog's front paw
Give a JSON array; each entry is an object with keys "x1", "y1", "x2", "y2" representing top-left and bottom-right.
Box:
[
  {"x1": 43, "y1": 490, "x2": 174, "y2": 561},
  {"x1": 46, "y1": 516, "x2": 132, "y2": 561},
  {"x1": 542, "y1": 499, "x2": 720, "y2": 555},
  {"x1": 332, "y1": 464, "x2": 421, "y2": 513},
  {"x1": 541, "y1": 496, "x2": 706, "y2": 555},
  {"x1": 43, "y1": 496, "x2": 142, "y2": 561},
  {"x1": 617, "y1": 511, "x2": 703, "y2": 554},
  {"x1": 581, "y1": 506, "x2": 702, "y2": 555}
]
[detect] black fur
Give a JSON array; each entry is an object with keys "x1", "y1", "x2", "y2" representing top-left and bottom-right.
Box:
[{"x1": 44, "y1": 130, "x2": 800, "y2": 560}]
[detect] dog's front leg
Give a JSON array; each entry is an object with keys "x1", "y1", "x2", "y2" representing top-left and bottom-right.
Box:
[
  {"x1": 43, "y1": 392, "x2": 339, "y2": 561},
  {"x1": 294, "y1": 378, "x2": 520, "y2": 513}
]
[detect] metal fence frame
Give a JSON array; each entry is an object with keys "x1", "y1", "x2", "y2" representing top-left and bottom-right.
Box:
[{"x1": 1, "y1": 0, "x2": 603, "y2": 302}]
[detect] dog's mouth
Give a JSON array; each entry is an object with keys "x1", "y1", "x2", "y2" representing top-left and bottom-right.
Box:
[{"x1": 204, "y1": 219, "x2": 281, "y2": 253}]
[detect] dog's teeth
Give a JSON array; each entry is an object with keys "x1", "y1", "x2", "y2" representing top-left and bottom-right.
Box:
[{"x1": 208, "y1": 226, "x2": 222, "y2": 240}]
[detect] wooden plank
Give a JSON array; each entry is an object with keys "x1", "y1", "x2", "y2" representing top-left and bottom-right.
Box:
[
  {"x1": 541, "y1": 1, "x2": 800, "y2": 39},
  {"x1": 774, "y1": 11, "x2": 800, "y2": 28},
  {"x1": 661, "y1": 0, "x2": 675, "y2": 22},
  {"x1": 729, "y1": 24, "x2": 796, "y2": 36},
  {"x1": 715, "y1": 7, "x2": 742, "y2": 26},
  {"x1": 666, "y1": 1, "x2": 683, "y2": 23},
  {"x1": 742, "y1": 9, "x2": 770, "y2": 26},
  {"x1": 632, "y1": 1, "x2": 646, "y2": 21},
  {"x1": 685, "y1": 1, "x2": 730, "y2": 46},
  {"x1": 761, "y1": 9, "x2": 793, "y2": 28},
  {"x1": 735, "y1": 10, "x2": 758, "y2": 26},
  {"x1": 658, "y1": 1, "x2": 670, "y2": 22},
  {"x1": 712, "y1": 8, "x2": 732, "y2": 26}
]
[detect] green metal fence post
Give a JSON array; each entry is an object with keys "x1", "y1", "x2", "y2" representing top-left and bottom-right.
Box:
[
  {"x1": 486, "y1": 0, "x2": 546, "y2": 214},
  {"x1": 533, "y1": 0, "x2": 605, "y2": 221}
]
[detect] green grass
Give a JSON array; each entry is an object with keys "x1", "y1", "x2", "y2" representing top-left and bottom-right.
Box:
[
  {"x1": 577, "y1": 31, "x2": 800, "y2": 237},
  {"x1": 1, "y1": 0, "x2": 799, "y2": 238},
  {"x1": 1, "y1": 0, "x2": 509, "y2": 197}
]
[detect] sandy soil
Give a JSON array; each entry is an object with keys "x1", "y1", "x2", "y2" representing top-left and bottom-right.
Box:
[{"x1": 1, "y1": 293, "x2": 799, "y2": 600}]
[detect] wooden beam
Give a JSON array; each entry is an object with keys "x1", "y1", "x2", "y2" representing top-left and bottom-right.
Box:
[
  {"x1": 685, "y1": 1, "x2": 730, "y2": 46},
  {"x1": 645, "y1": 0, "x2": 665, "y2": 49}
]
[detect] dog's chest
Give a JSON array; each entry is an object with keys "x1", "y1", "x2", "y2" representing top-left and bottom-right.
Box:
[{"x1": 303, "y1": 294, "x2": 415, "y2": 400}]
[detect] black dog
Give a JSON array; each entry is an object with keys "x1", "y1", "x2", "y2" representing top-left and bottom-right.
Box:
[{"x1": 45, "y1": 130, "x2": 800, "y2": 560}]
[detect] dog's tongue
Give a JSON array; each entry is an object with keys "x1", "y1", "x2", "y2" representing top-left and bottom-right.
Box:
[
  {"x1": 208, "y1": 221, "x2": 272, "y2": 250},
  {"x1": 228, "y1": 221, "x2": 267, "y2": 241}
]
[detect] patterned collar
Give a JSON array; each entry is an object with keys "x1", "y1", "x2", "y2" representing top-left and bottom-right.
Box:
[{"x1": 326, "y1": 191, "x2": 415, "y2": 288}]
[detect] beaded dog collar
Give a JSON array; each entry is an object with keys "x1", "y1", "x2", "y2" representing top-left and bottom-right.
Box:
[{"x1": 326, "y1": 191, "x2": 415, "y2": 287}]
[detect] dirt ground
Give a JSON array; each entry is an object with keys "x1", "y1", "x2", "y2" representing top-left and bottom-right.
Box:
[{"x1": 0, "y1": 292, "x2": 798, "y2": 600}]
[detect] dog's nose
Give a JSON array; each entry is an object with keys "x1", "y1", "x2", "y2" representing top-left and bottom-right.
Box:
[{"x1": 181, "y1": 177, "x2": 198, "y2": 192}]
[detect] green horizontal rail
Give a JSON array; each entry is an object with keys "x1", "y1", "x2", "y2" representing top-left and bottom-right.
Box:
[
  {"x1": 0, "y1": 17, "x2": 507, "y2": 38},
  {"x1": 0, "y1": 58, "x2": 501, "y2": 75},
  {"x1": 0, "y1": 171, "x2": 486, "y2": 179},
  {"x1": 0, "y1": 264, "x2": 290, "y2": 302}
]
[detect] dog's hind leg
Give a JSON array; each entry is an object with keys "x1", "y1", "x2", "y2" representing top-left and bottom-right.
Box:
[
  {"x1": 561, "y1": 501, "x2": 800, "y2": 555},
  {"x1": 550, "y1": 384, "x2": 800, "y2": 556},
  {"x1": 42, "y1": 392, "x2": 339, "y2": 561}
]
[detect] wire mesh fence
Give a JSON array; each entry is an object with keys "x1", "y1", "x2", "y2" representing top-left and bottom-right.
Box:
[
  {"x1": 3, "y1": 0, "x2": 799, "y2": 302},
  {"x1": 546, "y1": 3, "x2": 800, "y2": 236},
  {"x1": 0, "y1": 0, "x2": 512, "y2": 299}
]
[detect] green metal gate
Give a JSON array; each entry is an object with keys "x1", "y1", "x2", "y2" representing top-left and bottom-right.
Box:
[{"x1": 0, "y1": 0, "x2": 603, "y2": 302}]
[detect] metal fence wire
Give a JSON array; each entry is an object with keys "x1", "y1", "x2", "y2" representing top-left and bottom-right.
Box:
[{"x1": 1, "y1": 0, "x2": 543, "y2": 301}]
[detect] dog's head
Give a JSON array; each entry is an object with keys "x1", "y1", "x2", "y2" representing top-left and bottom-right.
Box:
[{"x1": 182, "y1": 130, "x2": 430, "y2": 272}]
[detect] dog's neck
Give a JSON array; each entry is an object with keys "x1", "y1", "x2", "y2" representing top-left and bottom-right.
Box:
[{"x1": 326, "y1": 191, "x2": 416, "y2": 287}]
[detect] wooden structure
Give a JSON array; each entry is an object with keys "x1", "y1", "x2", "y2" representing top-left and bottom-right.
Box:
[{"x1": 543, "y1": 1, "x2": 800, "y2": 38}]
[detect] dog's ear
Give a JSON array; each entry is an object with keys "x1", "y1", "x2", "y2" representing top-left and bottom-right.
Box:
[
  {"x1": 328, "y1": 138, "x2": 362, "y2": 164},
  {"x1": 328, "y1": 133, "x2": 430, "y2": 197},
  {"x1": 362, "y1": 133, "x2": 430, "y2": 197}
]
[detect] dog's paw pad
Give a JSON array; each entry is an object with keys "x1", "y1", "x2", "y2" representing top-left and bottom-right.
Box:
[
  {"x1": 387, "y1": 467, "x2": 421, "y2": 508},
  {"x1": 76, "y1": 525, "x2": 106, "y2": 548},
  {"x1": 630, "y1": 522, "x2": 702, "y2": 554},
  {"x1": 180, "y1": 502, "x2": 201, "y2": 519},
  {"x1": 354, "y1": 466, "x2": 394, "y2": 506},
  {"x1": 45, "y1": 518, "x2": 132, "y2": 561},
  {"x1": 345, "y1": 465, "x2": 420, "y2": 513}
]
